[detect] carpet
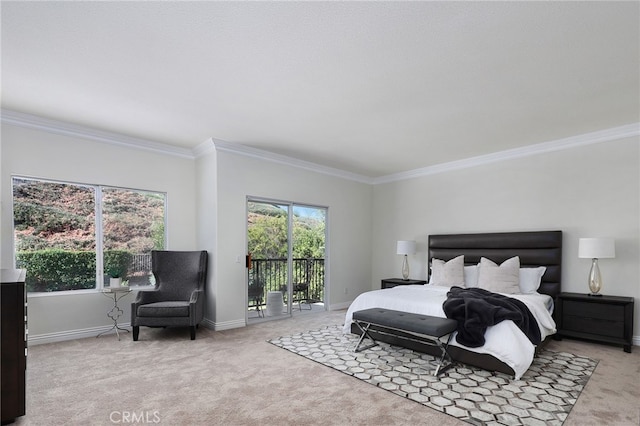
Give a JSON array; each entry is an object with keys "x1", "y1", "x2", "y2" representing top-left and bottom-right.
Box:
[{"x1": 268, "y1": 325, "x2": 598, "y2": 426}]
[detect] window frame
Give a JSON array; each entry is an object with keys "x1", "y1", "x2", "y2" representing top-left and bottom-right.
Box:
[{"x1": 11, "y1": 175, "x2": 167, "y2": 295}]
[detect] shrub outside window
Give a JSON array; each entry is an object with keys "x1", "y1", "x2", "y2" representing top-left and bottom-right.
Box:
[{"x1": 12, "y1": 177, "x2": 166, "y2": 292}]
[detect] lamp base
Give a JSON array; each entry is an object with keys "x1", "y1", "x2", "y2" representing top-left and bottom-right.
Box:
[
  {"x1": 587, "y1": 258, "x2": 603, "y2": 295},
  {"x1": 401, "y1": 255, "x2": 410, "y2": 280}
]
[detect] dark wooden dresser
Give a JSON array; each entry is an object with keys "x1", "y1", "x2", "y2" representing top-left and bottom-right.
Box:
[
  {"x1": 1, "y1": 269, "x2": 27, "y2": 424},
  {"x1": 556, "y1": 292, "x2": 634, "y2": 353},
  {"x1": 381, "y1": 278, "x2": 427, "y2": 289}
]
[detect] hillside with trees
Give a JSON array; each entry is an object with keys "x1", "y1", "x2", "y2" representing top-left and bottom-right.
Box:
[
  {"x1": 247, "y1": 202, "x2": 325, "y2": 259},
  {"x1": 12, "y1": 178, "x2": 165, "y2": 291},
  {"x1": 13, "y1": 178, "x2": 164, "y2": 253},
  {"x1": 13, "y1": 181, "x2": 324, "y2": 293}
]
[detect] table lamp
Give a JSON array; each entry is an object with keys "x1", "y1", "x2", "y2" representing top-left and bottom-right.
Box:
[
  {"x1": 396, "y1": 240, "x2": 416, "y2": 280},
  {"x1": 578, "y1": 237, "x2": 615, "y2": 296}
]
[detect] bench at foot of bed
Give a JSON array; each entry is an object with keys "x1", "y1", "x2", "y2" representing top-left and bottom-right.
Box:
[{"x1": 352, "y1": 308, "x2": 458, "y2": 376}]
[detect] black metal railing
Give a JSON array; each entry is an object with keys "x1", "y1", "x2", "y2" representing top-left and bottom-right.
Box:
[
  {"x1": 248, "y1": 258, "x2": 325, "y2": 308},
  {"x1": 123, "y1": 253, "x2": 153, "y2": 286},
  {"x1": 130, "y1": 253, "x2": 152, "y2": 274},
  {"x1": 126, "y1": 255, "x2": 326, "y2": 309}
]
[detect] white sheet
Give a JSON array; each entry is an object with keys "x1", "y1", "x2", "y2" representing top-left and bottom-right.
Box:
[{"x1": 343, "y1": 285, "x2": 557, "y2": 379}]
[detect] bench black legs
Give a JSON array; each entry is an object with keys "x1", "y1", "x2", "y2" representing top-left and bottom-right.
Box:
[
  {"x1": 353, "y1": 320, "x2": 455, "y2": 376},
  {"x1": 434, "y1": 333, "x2": 454, "y2": 376},
  {"x1": 351, "y1": 308, "x2": 458, "y2": 377},
  {"x1": 353, "y1": 321, "x2": 378, "y2": 353}
]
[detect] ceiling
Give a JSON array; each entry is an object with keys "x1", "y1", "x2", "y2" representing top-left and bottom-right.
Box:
[{"x1": 2, "y1": 1, "x2": 639, "y2": 178}]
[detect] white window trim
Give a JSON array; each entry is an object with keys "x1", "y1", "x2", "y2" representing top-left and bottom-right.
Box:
[{"x1": 12, "y1": 175, "x2": 167, "y2": 294}]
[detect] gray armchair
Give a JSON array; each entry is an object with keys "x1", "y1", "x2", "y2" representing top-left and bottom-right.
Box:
[{"x1": 132, "y1": 250, "x2": 208, "y2": 341}]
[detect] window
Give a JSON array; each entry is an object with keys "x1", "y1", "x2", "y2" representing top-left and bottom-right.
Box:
[{"x1": 12, "y1": 177, "x2": 166, "y2": 292}]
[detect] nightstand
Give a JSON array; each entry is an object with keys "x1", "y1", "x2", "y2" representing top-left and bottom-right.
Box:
[
  {"x1": 381, "y1": 278, "x2": 427, "y2": 289},
  {"x1": 556, "y1": 292, "x2": 634, "y2": 353}
]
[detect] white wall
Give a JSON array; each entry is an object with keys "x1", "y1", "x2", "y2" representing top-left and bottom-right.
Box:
[
  {"x1": 200, "y1": 148, "x2": 373, "y2": 329},
  {"x1": 1, "y1": 123, "x2": 198, "y2": 342},
  {"x1": 371, "y1": 138, "x2": 640, "y2": 339},
  {"x1": 3, "y1": 119, "x2": 638, "y2": 346}
]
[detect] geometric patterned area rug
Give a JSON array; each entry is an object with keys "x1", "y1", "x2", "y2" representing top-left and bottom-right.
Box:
[{"x1": 268, "y1": 325, "x2": 598, "y2": 426}]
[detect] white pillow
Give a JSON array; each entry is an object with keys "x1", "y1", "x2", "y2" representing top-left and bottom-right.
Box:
[
  {"x1": 464, "y1": 264, "x2": 479, "y2": 288},
  {"x1": 519, "y1": 266, "x2": 546, "y2": 294},
  {"x1": 429, "y1": 255, "x2": 465, "y2": 287},
  {"x1": 477, "y1": 256, "x2": 520, "y2": 294}
]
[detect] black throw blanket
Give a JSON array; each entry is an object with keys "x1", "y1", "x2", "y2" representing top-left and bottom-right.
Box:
[{"x1": 442, "y1": 286, "x2": 541, "y2": 348}]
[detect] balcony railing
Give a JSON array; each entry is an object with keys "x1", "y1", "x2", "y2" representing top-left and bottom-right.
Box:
[
  {"x1": 248, "y1": 258, "x2": 325, "y2": 309},
  {"x1": 125, "y1": 255, "x2": 325, "y2": 310}
]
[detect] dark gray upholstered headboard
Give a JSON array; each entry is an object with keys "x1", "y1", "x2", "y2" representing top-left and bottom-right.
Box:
[{"x1": 428, "y1": 231, "x2": 562, "y2": 299}]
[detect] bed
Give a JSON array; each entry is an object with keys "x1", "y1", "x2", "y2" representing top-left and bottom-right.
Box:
[{"x1": 344, "y1": 230, "x2": 562, "y2": 379}]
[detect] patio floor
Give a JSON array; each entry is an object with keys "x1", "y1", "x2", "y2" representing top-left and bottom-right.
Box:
[{"x1": 247, "y1": 301, "x2": 325, "y2": 323}]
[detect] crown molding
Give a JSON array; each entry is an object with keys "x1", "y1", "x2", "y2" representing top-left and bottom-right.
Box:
[
  {"x1": 1, "y1": 109, "x2": 197, "y2": 159},
  {"x1": 372, "y1": 123, "x2": 640, "y2": 184},
  {"x1": 3, "y1": 109, "x2": 636, "y2": 184},
  {"x1": 193, "y1": 138, "x2": 216, "y2": 158},
  {"x1": 212, "y1": 139, "x2": 374, "y2": 184}
]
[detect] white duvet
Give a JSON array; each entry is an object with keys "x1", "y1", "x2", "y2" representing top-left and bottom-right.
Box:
[{"x1": 343, "y1": 285, "x2": 557, "y2": 379}]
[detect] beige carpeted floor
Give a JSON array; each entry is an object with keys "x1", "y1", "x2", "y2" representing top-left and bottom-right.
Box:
[{"x1": 16, "y1": 309, "x2": 640, "y2": 425}]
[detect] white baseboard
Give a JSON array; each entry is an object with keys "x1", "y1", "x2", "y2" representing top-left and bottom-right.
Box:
[
  {"x1": 28, "y1": 319, "x2": 247, "y2": 345},
  {"x1": 200, "y1": 318, "x2": 216, "y2": 330},
  {"x1": 328, "y1": 301, "x2": 352, "y2": 311},
  {"x1": 29, "y1": 318, "x2": 640, "y2": 349},
  {"x1": 28, "y1": 323, "x2": 131, "y2": 346},
  {"x1": 207, "y1": 318, "x2": 246, "y2": 331}
]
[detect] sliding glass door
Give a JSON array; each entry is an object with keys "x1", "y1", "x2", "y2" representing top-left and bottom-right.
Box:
[{"x1": 246, "y1": 198, "x2": 326, "y2": 322}]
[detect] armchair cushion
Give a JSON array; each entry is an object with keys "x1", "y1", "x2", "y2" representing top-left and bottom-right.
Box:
[
  {"x1": 137, "y1": 301, "x2": 190, "y2": 317},
  {"x1": 133, "y1": 290, "x2": 165, "y2": 305}
]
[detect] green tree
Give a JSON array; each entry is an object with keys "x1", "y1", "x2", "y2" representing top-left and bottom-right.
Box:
[
  {"x1": 151, "y1": 221, "x2": 165, "y2": 250},
  {"x1": 247, "y1": 214, "x2": 288, "y2": 259},
  {"x1": 247, "y1": 204, "x2": 325, "y2": 260},
  {"x1": 293, "y1": 219, "x2": 325, "y2": 258}
]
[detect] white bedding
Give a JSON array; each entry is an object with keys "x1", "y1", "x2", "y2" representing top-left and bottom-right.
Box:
[{"x1": 343, "y1": 285, "x2": 557, "y2": 379}]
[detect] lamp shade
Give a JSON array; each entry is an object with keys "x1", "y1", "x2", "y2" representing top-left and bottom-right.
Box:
[
  {"x1": 578, "y1": 238, "x2": 615, "y2": 259},
  {"x1": 396, "y1": 240, "x2": 416, "y2": 255}
]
